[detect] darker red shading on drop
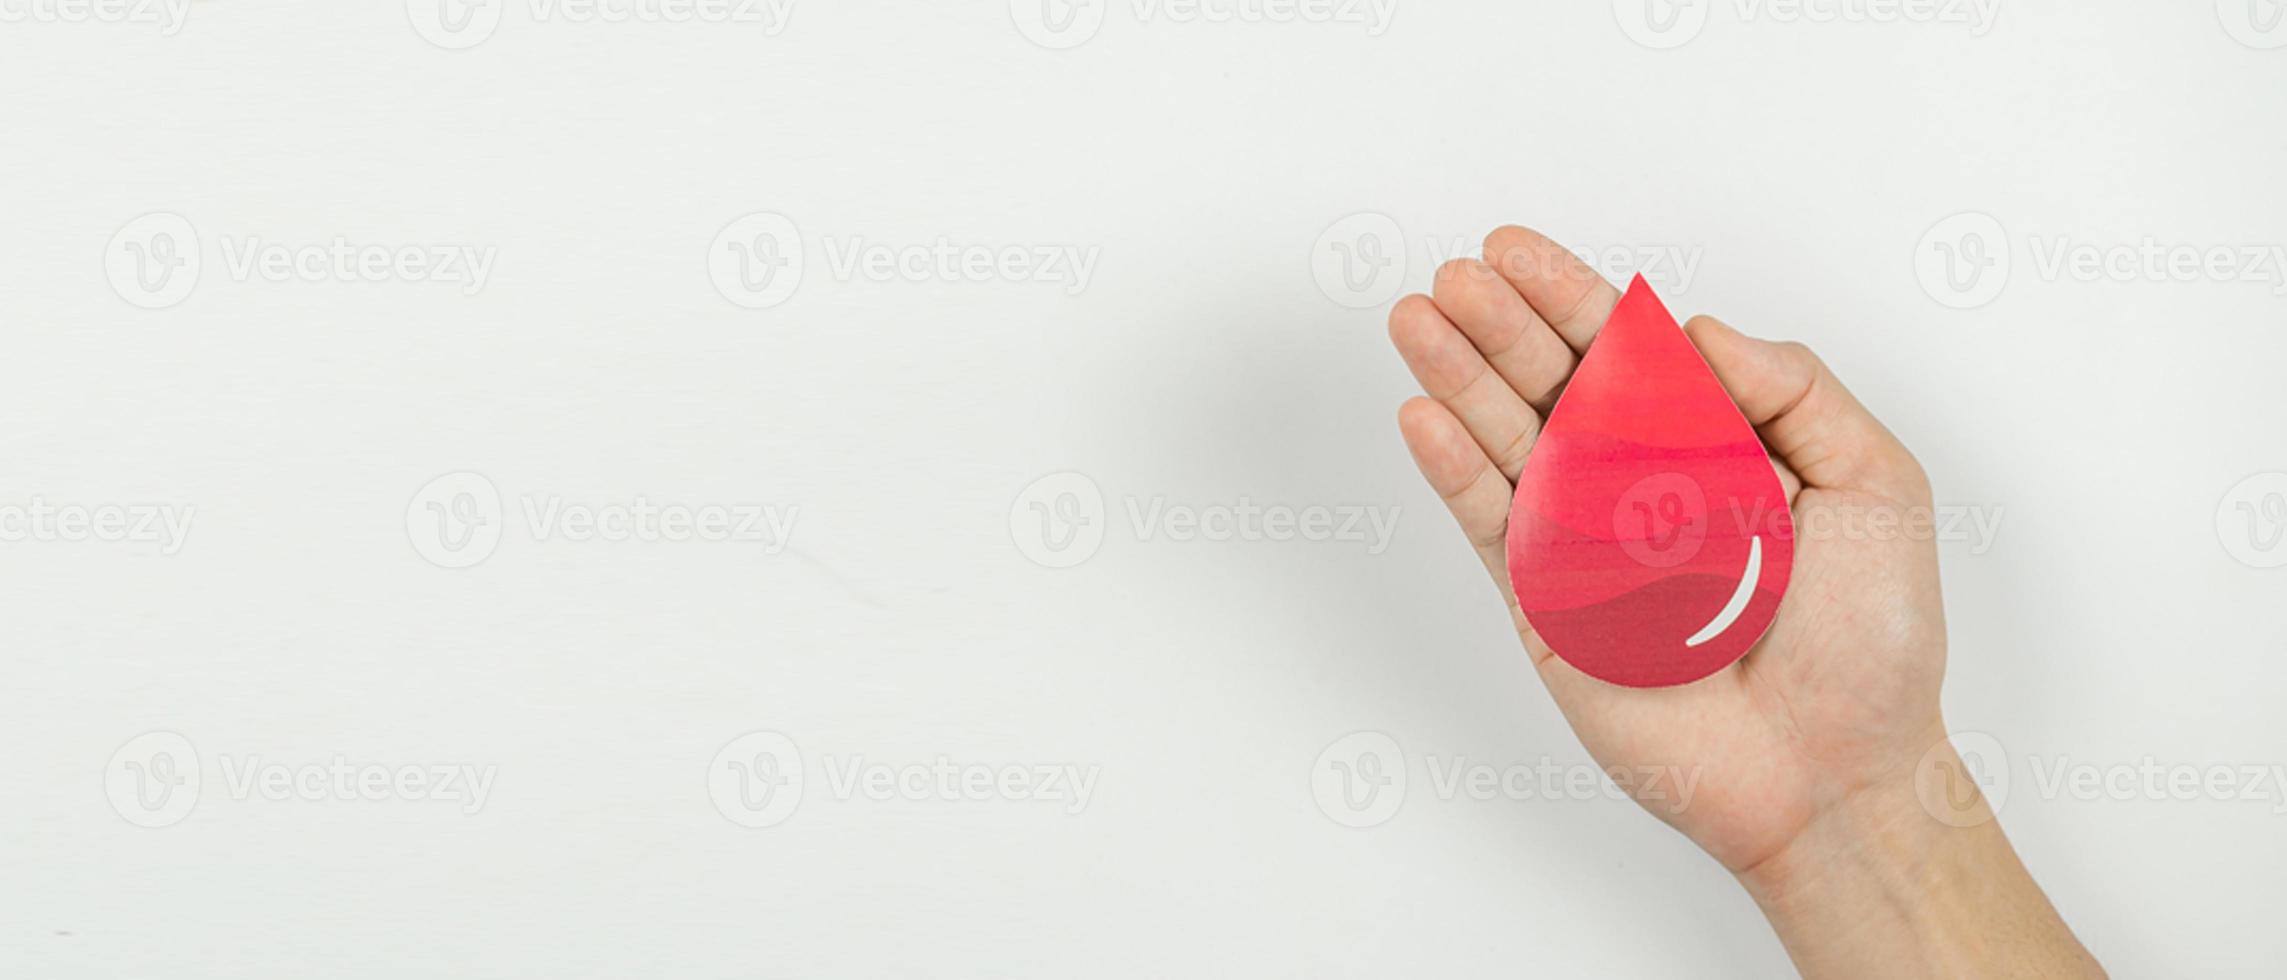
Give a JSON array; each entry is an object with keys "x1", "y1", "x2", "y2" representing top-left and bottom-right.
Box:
[{"x1": 1505, "y1": 276, "x2": 1794, "y2": 688}]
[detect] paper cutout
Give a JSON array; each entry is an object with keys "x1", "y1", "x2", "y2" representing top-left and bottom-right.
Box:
[{"x1": 1506, "y1": 276, "x2": 1794, "y2": 688}]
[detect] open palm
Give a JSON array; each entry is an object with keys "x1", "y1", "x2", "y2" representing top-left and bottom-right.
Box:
[{"x1": 1389, "y1": 226, "x2": 1950, "y2": 874}]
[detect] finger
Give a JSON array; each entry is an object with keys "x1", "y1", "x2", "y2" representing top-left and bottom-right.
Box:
[
  {"x1": 1396, "y1": 397, "x2": 1518, "y2": 591},
  {"x1": 1483, "y1": 226, "x2": 1623, "y2": 355},
  {"x1": 1388, "y1": 295, "x2": 1545, "y2": 481},
  {"x1": 1772, "y1": 454, "x2": 1804, "y2": 504},
  {"x1": 1684, "y1": 315, "x2": 1930, "y2": 502},
  {"x1": 1428, "y1": 258, "x2": 1578, "y2": 412},
  {"x1": 1397, "y1": 398, "x2": 1611, "y2": 711}
]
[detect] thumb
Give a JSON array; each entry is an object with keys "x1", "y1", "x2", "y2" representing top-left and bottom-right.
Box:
[{"x1": 1684, "y1": 315, "x2": 1930, "y2": 504}]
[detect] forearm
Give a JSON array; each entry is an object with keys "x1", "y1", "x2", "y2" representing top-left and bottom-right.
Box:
[{"x1": 1738, "y1": 738, "x2": 2106, "y2": 979}]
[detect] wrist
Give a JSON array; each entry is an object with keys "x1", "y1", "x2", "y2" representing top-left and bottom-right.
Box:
[
  {"x1": 1737, "y1": 725, "x2": 1968, "y2": 910},
  {"x1": 1736, "y1": 727, "x2": 2104, "y2": 979}
]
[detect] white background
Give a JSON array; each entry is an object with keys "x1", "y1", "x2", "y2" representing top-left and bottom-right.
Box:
[{"x1": 3, "y1": 1, "x2": 2285, "y2": 976}]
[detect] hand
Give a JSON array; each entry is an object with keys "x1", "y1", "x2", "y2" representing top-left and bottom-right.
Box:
[{"x1": 1387, "y1": 226, "x2": 2102, "y2": 978}]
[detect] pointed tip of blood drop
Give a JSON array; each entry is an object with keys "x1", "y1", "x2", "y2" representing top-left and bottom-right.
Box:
[
  {"x1": 1580, "y1": 275, "x2": 1690, "y2": 372},
  {"x1": 1609, "y1": 274, "x2": 1675, "y2": 336},
  {"x1": 1574, "y1": 277, "x2": 1736, "y2": 429}
]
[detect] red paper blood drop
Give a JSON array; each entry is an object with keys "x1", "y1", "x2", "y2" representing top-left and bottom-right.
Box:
[{"x1": 1506, "y1": 276, "x2": 1794, "y2": 688}]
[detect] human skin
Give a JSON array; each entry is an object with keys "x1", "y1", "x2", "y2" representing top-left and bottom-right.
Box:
[{"x1": 1385, "y1": 226, "x2": 2106, "y2": 978}]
